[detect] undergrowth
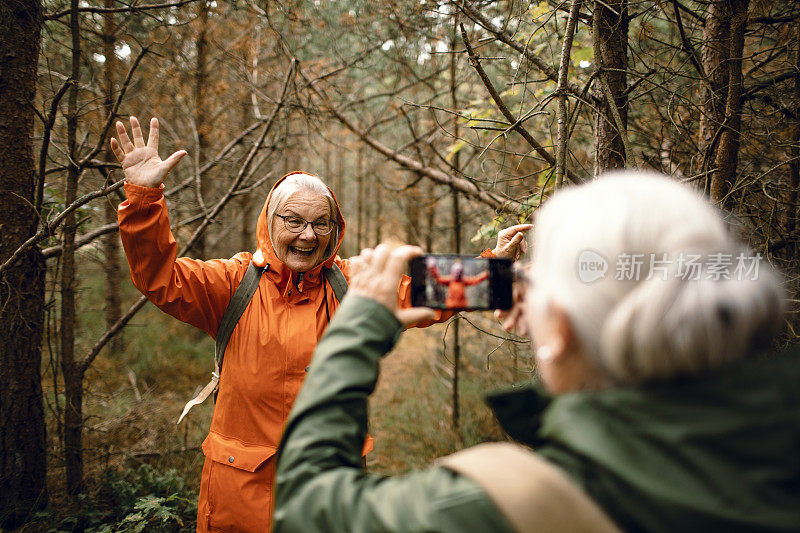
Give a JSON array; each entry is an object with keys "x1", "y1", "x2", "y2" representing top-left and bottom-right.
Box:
[{"x1": 31, "y1": 464, "x2": 196, "y2": 532}]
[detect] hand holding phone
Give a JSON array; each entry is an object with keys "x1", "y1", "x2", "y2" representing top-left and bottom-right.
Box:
[{"x1": 348, "y1": 244, "x2": 438, "y2": 326}]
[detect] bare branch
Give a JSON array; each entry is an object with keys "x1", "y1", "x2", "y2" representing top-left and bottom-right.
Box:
[
  {"x1": 556, "y1": 0, "x2": 584, "y2": 187},
  {"x1": 460, "y1": 23, "x2": 584, "y2": 185},
  {"x1": 45, "y1": 159, "x2": 120, "y2": 176},
  {"x1": 79, "y1": 45, "x2": 151, "y2": 167},
  {"x1": 673, "y1": 0, "x2": 705, "y2": 24},
  {"x1": 750, "y1": 15, "x2": 800, "y2": 25},
  {"x1": 42, "y1": 223, "x2": 119, "y2": 259},
  {"x1": 33, "y1": 77, "x2": 73, "y2": 236},
  {"x1": 181, "y1": 60, "x2": 296, "y2": 254},
  {"x1": 457, "y1": 0, "x2": 591, "y2": 103},
  {"x1": 45, "y1": 0, "x2": 200, "y2": 21},
  {"x1": 672, "y1": 0, "x2": 708, "y2": 85},
  {"x1": 164, "y1": 119, "x2": 270, "y2": 197},
  {"x1": 742, "y1": 71, "x2": 800, "y2": 101},
  {"x1": 0, "y1": 178, "x2": 126, "y2": 278},
  {"x1": 298, "y1": 66, "x2": 524, "y2": 213}
]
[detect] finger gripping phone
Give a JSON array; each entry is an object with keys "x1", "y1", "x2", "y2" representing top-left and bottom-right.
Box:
[{"x1": 410, "y1": 254, "x2": 513, "y2": 310}]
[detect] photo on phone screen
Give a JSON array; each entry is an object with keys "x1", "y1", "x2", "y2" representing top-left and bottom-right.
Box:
[{"x1": 410, "y1": 255, "x2": 513, "y2": 310}]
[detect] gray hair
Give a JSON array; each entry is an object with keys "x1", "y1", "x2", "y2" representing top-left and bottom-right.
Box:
[
  {"x1": 267, "y1": 173, "x2": 340, "y2": 260},
  {"x1": 530, "y1": 171, "x2": 784, "y2": 384}
]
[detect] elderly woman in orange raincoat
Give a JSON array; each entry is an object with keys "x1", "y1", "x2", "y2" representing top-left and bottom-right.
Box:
[
  {"x1": 111, "y1": 116, "x2": 530, "y2": 532},
  {"x1": 428, "y1": 259, "x2": 490, "y2": 309}
]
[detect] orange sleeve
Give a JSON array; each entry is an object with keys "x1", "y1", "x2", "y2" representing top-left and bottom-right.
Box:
[
  {"x1": 463, "y1": 270, "x2": 490, "y2": 286},
  {"x1": 117, "y1": 182, "x2": 248, "y2": 338},
  {"x1": 397, "y1": 274, "x2": 453, "y2": 328}
]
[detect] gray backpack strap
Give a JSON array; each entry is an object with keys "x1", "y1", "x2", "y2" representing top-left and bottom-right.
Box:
[
  {"x1": 216, "y1": 261, "x2": 267, "y2": 372},
  {"x1": 324, "y1": 262, "x2": 348, "y2": 302},
  {"x1": 177, "y1": 261, "x2": 266, "y2": 424}
]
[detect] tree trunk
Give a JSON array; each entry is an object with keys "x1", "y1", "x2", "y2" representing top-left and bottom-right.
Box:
[
  {"x1": 405, "y1": 183, "x2": 421, "y2": 246},
  {"x1": 334, "y1": 144, "x2": 347, "y2": 256},
  {"x1": 555, "y1": 0, "x2": 583, "y2": 187},
  {"x1": 61, "y1": 0, "x2": 84, "y2": 497},
  {"x1": 102, "y1": 0, "x2": 123, "y2": 356},
  {"x1": 0, "y1": 0, "x2": 47, "y2": 527},
  {"x1": 592, "y1": 0, "x2": 629, "y2": 172},
  {"x1": 372, "y1": 168, "x2": 382, "y2": 246},
  {"x1": 784, "y1": 20, "x2": 800, "y2": 250},
  {"x1": 450, "y1": 188, "x2": 462, "y2": 434},
  {"x1": 425, "y1": 179, "x2": 436, "y2": 251},
  {"x1": 697, "y1": 0, "x2": 732, "y2": 190},
  {"x1": 192, "y1": 0, "x2": 210, "y2": 258},
  {"x1": 449, "y1": 12, "x2": 461, "y2": 433},
  {"x1": 364, "y1": 159, "x2": 374, "y2": 246},
  {"x1": 240, "y1": 84, "x2": 253, "y2": 251},
  {"x1": 710, "y1": 0, "x2": 749, "y2": 209},
  {"x1": 324, "y1": 146, "x2": 332, "y2": 185},
  {"x1": 356, "y1": 147, "x2": 364, "y2": 251}
]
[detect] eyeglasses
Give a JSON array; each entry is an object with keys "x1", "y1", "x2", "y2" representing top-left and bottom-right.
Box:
[{"x1": 275, "y1": 214, "x2": 337, "y2": 236}]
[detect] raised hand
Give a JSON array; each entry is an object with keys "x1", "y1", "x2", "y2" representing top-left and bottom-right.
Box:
[
  {"x1": 493, "y1": 223, "x2": 533, "y2": 261},
  {"x1": 110, "y1": 116, "x2": 187, "y2": 188}
]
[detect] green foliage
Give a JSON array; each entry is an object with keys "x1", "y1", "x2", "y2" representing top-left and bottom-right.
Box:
[
  {"x1": 518, "y1": 192, "x2": 546, "y2": 219},
  {"x1": 471, "y1": 191, "x2": 543, "y2": 244},
  {"x1": 445, "y1": 139, "x2": 468, "y2": 162},
  {"x1": 115, "y1": 494, "x2": 191, "y2": 532},
  {"x1": 102, "y1": 463, "x2": 196, "y2": 531},
  {"x1": 571, "y1": 45, "x2": 593, "y2": 66},
  {"x1": 471, "y1": 215, "x2": 504, "y2": 244},
  {"x1": 40, "y1": 464, "x2": 197, "y2": 532}
]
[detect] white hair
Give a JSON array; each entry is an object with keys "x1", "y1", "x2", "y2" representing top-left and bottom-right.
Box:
[
  {"x1": 267, "y1": 173, "x2": 340, "y2": 260},
  {"x1": 530, "y1": 171, "x2": 785, "y2": 384}
]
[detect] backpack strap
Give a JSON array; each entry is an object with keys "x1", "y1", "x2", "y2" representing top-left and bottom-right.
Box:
[
  {"x1": 437, "y1": 442, "x2": 622, "y2": 533},
  {"x1": 177, "y1": 261, "x2": 266, "y2": 424},
  {"x1": 215, "y1": 261, "x2": 266, "y2": 373},
  {"x1": 324, "y1": 262, "x2": 348, "y2": 302}
]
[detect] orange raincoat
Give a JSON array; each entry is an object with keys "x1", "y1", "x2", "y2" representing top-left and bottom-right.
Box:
[
  {"x1": 430, "y1": 267, "x2": 490, "y2": 309},
  {"x1": 117, "y1": 171, "x2": 435, "y2": 532}
]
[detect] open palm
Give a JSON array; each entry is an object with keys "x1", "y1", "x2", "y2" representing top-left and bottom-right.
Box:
[{"x1": 110, "y1": 116, "x2": 187, "y2": 188}]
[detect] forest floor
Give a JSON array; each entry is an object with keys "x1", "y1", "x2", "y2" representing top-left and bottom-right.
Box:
[{"x1": 369, "y1": 324, "x2": 520, "y2": 473}]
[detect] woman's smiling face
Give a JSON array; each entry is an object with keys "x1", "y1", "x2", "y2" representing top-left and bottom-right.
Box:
[{"x1": 270, "y1": 190, "x2": 334, "y2": 273}]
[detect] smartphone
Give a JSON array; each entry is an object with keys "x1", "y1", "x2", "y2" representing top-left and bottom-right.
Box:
[{"x1": 409, "y1": 254, "x2": 513, "y2": 310}]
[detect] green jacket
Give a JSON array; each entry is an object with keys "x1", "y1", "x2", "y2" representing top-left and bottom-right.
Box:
[
  {"x1": 489, "y1": 349, "x2": 800, "y2": 532},
  {"x1": 273, "y1": 296, "x2": 516, "y2": 532},
  {"x1": 274, "y1": 295, "x2": 800, "y2": 532}
]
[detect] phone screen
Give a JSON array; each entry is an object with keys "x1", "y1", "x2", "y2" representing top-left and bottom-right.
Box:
[{"x1": 409, "y1": 255, "x2": 513, "y2": 310}]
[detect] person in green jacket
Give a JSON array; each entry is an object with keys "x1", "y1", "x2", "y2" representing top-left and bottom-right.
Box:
[{"x1": 273, "y1": 171, "x2": 800, "y2": 533}]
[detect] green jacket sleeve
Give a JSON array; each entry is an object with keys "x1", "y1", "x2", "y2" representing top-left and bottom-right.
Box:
[{"x1": 273, "y1": 295, "x2": 515, "y2": 533}]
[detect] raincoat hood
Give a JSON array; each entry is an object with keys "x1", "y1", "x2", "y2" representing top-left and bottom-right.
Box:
[{"x1": 252, "y1": 171, "x2": 346, "y2": 288}]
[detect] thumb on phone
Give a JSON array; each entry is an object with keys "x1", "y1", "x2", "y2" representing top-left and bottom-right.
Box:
[{"x1": 396, "y1": 307, "x2": 437, "y2": 327}]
